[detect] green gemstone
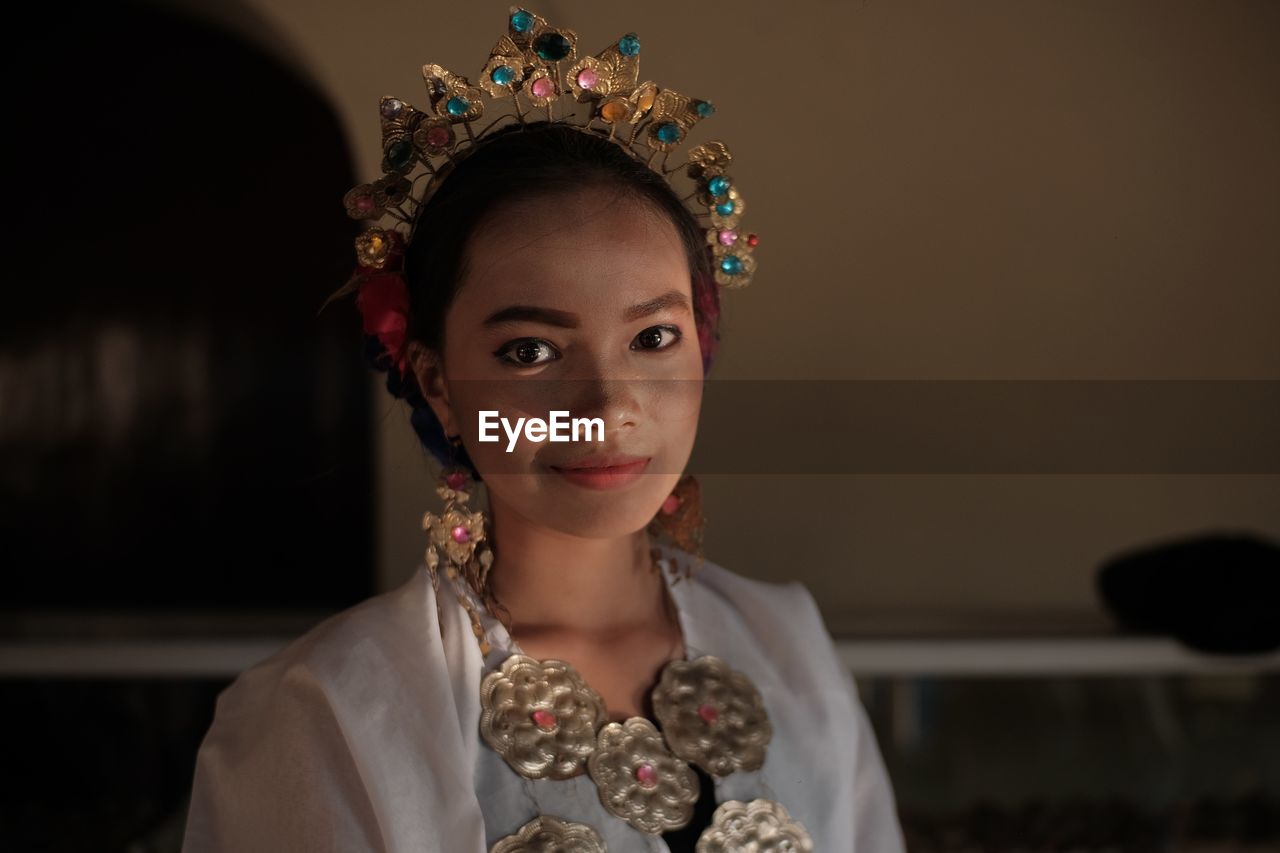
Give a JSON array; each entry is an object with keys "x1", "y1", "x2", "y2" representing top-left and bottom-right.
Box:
[
  {"x1": 533, "y1": 31, "x2": 571, "y2": 61},
  {"x1": 387, "y1": 140, "x2": 413, "y2": 169}
]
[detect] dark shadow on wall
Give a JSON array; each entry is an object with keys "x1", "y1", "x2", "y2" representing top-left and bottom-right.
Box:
[
  {"x1": 2, "y1": 2, "x2": 373, "y2": 849},
  {"x1": 1, "y1": 0, "x2": 372, "y2": 612}
]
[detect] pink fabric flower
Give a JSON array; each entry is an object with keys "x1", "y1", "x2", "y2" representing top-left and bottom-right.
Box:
[{"x1": 356, "y1": 270, "x2": 411, "y2": 377}]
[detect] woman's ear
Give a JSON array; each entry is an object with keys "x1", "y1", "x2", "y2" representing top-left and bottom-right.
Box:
[{"x1": 407, "y1": 341, "x2": 459, "y2": 437}]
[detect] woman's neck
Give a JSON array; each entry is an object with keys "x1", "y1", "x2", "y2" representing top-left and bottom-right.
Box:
[{"x1": 486, "y1": 498, "x2": 666, "y2": 636}]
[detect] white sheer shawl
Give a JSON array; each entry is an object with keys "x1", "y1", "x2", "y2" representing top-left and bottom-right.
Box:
[{"x1": 182, "y1": 542, "x2": 906, "y2": 852}]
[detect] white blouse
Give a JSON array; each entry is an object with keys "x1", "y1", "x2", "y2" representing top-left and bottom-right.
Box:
[{"x1": 182, "y1": 542, "x2": 906, "y2": 852}]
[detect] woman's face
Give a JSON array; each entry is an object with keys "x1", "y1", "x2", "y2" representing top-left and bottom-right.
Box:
[{"x1": 415, "y1": 186, "x2": 704, "y2": 540}]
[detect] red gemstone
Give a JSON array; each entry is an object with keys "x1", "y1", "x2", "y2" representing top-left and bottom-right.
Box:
[
  {"x1": 576, "y1": 68, "x2": 599, "y2": 90},
  {"x1": 634, "y1": 762, "x2": 658, "y2": 787},
  {"x1": 450, "y1": 525, "x2": 470, "y2": 543},
  {"x1": 697, "y1": 702, "x2": 720, "y2": 723},
  {"x1": 530, "y1": 708, "x2": 557, "y2": 730},
  {"x1": 426, "y1": 126, "x2": 451, "y2": 147},
  {"x1": 445, "y1": 472, "x2": 467, "y2": 490},
  {"x1": 661, "y1": 494, "x2": 681, "y2": 515},
  {"x1": 356, "y1": 195, "x2": 375, "y2": 212},
  {"x1": 746, "y1": 233, "x2": 759, "y2": 247}
]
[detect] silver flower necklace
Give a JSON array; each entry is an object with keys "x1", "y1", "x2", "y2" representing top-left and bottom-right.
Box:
[{"x1": 470, "y1": 548, "x2": 814, "y2": 851}]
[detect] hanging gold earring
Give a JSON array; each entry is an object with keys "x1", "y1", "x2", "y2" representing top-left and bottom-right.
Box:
[
  {"x1": 647, "y1": 473, "x2": 705, "y2": 581},
  {"x1": 423, "y1": 450, "x2": 497, "y2": 655}
]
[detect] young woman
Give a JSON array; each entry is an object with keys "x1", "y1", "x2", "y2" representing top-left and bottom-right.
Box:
[{"x1": 182, "y1": 11, "x2": 905, "y2": 852}]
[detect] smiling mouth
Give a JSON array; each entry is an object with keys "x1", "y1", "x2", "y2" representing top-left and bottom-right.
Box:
[{"x1": 549, "y1": 457, "x2": 652, "y2": 490}]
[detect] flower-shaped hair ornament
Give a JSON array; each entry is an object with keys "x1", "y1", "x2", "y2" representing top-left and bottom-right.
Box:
[
  {"x1": 565, "y1": 32, "x2": 641, "y2": 104},
  {"x1": 650, "y1": 655, "x2": 772, "y2": 777},
  {"x1": 488, "y1": 815, "x2": 606, "y2": 853},
  {"x1": 479, "y1": 654, "x2": 607, "y2": 780},
  {"x1": 586, "y1": 717, "x2": 700, "y2": 834},
  {"x1": 353, "y1": 228, "x2": 401, "y2": 270},
  {"x1": 695, "y1": 799, "x2": 813, "y2": 853},
  {"x1": 645, "y1": 88, "x2": 716, "y2": 153}
]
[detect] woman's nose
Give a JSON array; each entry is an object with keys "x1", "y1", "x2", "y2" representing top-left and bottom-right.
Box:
[{"x1": 560, "y1": 375, "x2": 642, "y2": 436}]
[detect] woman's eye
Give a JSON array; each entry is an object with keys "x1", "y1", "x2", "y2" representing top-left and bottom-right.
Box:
[
  {"x1": 494, "y1": 338, "x2": 560, "y2": 367},
  {"x1": 631, "y1": 324, "x2": 682, "y2": 351}
]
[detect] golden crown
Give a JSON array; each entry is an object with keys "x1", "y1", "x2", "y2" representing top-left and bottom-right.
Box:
[{"x1": 341, "y1": 6, "x2": 758, "y2": 288}]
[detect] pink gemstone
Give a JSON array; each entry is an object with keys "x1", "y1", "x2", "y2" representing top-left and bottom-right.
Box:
[
  {"x1": 661, "y1": 494, "x2": 682, "y2": 515},
  {"x1": 718, "y1": 229, "x2": 738, "y2": 246},
  {"x1": 530, "y1": 708, "x2": 557, "y2": 730},
  {"x1": 634, "y1": 762, "x2": 658, "y2": 787},
  {"x1": 531, "y1": 77, "x2": 555, "y2": 98},
  {"x1": 697, "y1": 702, "x2": 720, "y2": 723},
  {"x1": 356, "y1": 195, "x2": 375, "y2": 212},
  {"x1": 445, "y1": 472, "x2": 467, "y2": 490},
  {"x1": 426, "y1": 126, "x2": 450, "y2": 147},
  {"x1": 450, "y1": 525, "x2": 470, "y2": 543},
  {"x1": 576, "y1": 68, "x2": 599, "y2": 90}
]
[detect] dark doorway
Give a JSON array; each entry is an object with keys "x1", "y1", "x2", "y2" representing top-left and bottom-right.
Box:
[{"x1": 2, "y1": 0, "x2": 373, "y2": 612}]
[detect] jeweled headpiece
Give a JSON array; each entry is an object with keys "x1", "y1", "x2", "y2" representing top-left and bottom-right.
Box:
[{"x1": 331, "y1": 7, "x2": 759, "y2": 378}]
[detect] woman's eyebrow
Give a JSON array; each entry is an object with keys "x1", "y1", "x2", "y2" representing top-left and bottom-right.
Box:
[
  {"x1": 483, "y1": 305, "x2": 578, "y2": 328},
  {"x1": 623, "y1": 290, "x2": 692, "y2": 322}
]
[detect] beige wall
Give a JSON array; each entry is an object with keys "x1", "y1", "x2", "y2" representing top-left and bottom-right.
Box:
[{"x1": 189, "y1": 0, "x2": 1279, "y2": 631}]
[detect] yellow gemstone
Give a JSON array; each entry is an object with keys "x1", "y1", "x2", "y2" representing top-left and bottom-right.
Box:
[
  {"x1": 600, "y1": 100, "x2": 629, "y2": 122},
  {"x1": 637, "y1": 90, "x2": 655, "y2": 112}
]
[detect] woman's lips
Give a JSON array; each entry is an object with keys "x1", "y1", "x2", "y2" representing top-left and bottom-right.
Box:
[{"x1": 550, "y1": 456, "x2": 651, "y2": 490}]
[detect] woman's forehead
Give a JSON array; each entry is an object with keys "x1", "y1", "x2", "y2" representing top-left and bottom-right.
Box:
[{"x1": 458, "y1": 191, "x2": 690, "y2": 311}]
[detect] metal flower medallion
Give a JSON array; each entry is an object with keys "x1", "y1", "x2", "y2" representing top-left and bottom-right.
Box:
[
  {"x1": 695, "y1": 799, "x2": 814, "y2": 853},
  {"x1": 489, "y1": 815, "x2": 606, "y2": 853},
  {"x1": 479, "y1": 653, "x2": 607, "y2": 780},
  {"x1": 586, "y1": 717, "x2": 700, "y2": 834},
  {"x1": 651, "y1": 655, "x2": 772, "y2": 776}
]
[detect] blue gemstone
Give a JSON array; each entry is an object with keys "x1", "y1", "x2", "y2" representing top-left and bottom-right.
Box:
[
  {"x1": 511, "y1": 10, "x2": 534, "y2": 32},
  {"x1": 655, "y1": 122, "x2": 681, "y2": 144},
  {"x1": 446, "y1": 96, "x2": 469, "y2": 117},
  {"x1": 695, "y1": 100, "x2": 715, "y2": 118},
  {"x1": 720, "y1": 255, "x2": 743, "y2": 275},
  {"x1": 618, "y1": 33, "x2": 641, "y2": 56},
  {"x1": 708, "y1": 176, "x2": 730, "y2": 197},
  {"x1": 715, "y1": 200, "x2": 736, "y2": 216},
  {"x1": 491, "y1": 65, "x2": 516, "y2": 86}
]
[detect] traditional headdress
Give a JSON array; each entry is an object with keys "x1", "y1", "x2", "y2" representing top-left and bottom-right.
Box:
[{"x1": 326, "y1": 6, "x2": 760, "y2": 382}]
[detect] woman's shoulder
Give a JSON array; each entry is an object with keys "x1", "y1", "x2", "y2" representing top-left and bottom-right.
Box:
[{"x1": 216, "y1": 565, "x2": 445, "y2": 713}]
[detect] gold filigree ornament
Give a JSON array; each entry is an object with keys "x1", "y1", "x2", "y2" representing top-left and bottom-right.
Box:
[
  {"x1": 342, "y1": 7, "x2": 760, "y2": 287},
  {"x1": 423, "y1": 467, "x2": 496, "y2": 655},
  {"x1": 695, "y1": 799, "x2": 814, "y2": 853},
  {"x1": 489, "y1": 815, "x2": 606, "y2": 853},
  {"x1": 587, "y1": 717, "x2": 700, "y2": 834},
  {"x1": 650, "y1": 655, "x2": 772, "y2": 777}
]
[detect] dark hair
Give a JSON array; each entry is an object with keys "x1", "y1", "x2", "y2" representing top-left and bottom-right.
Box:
[{"x1": 375, "y1": 121, "x2": 722, "y2": 475}]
